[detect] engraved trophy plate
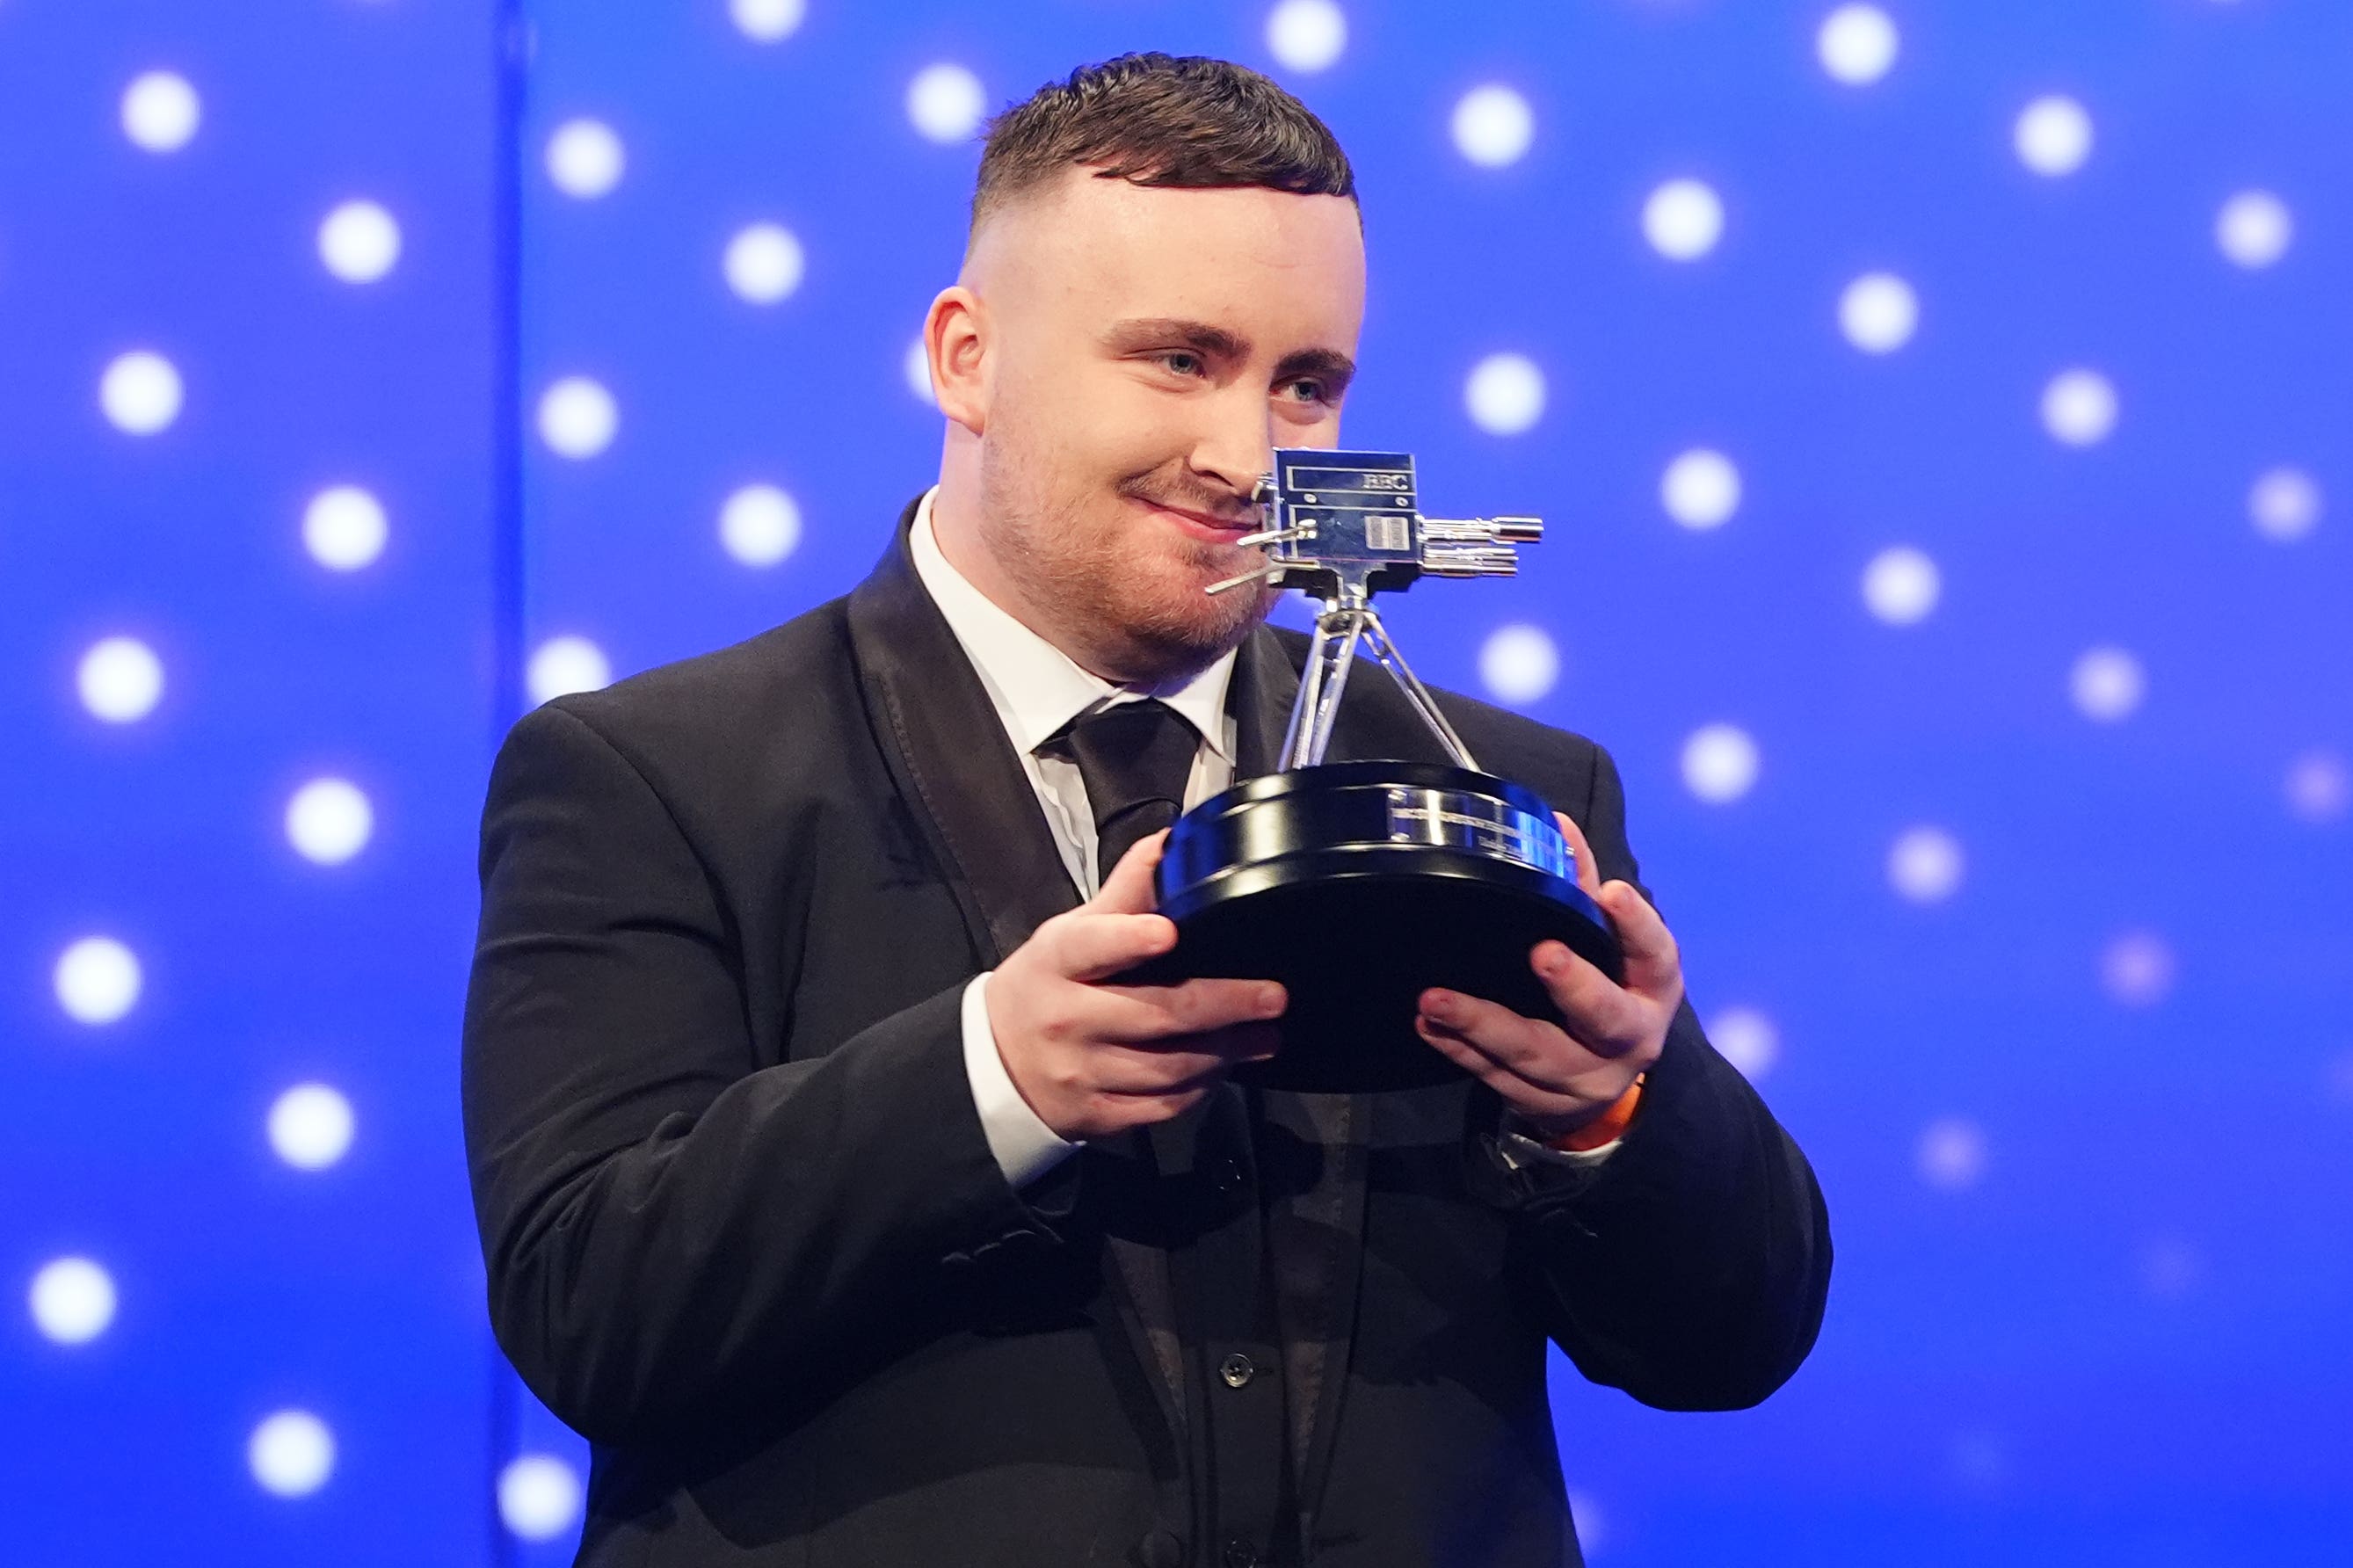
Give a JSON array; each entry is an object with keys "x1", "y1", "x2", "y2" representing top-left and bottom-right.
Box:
[
  {"x1": 1384, "y1": 787, "x2": 1569, "y2": 876},
  {"x1": 1122, "y1": 448, "x2": 1625, "y2": 1093}
]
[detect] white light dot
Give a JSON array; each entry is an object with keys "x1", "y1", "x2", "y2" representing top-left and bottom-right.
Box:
[
  {"x1": 29, "y1": 1257, "x2": 117, "y2": 1345},
  {"x1": 249, "y1": 1410, "x2": 335, "y2": 1498},
  {"x1": 499, "y1": 1454, "x2": 585, "y2": 1542},
  {"x1": 546, "y1": 118, "x2": 624, "y2": 199},
  {"x1": 729, "y1": 0, "x2": 806, "y2": 42},
  {"x1": 286, "y1": 778, "x2": 373, "y2": 866},
  {"x1": 1463, "y1": 352, "x2": 1545, "y2": 436},
  {"x1": 723, "y1": 222, "x2": 805, "y2": 304},
  {"x1": 1888, "y1": 825, "x2": 1963, "y2": 903},
  {"x1": 1862, "y1": 546, "x2": 1940, "y2": 624},
  {"x1": 1710, "y1": 1006, "x2": 1779, "y2": 1079},
  {"x1": 100, "y1": 350, "x2": 183, "y2": 435},
  {"x1": 1818, "y1": 4, "x2": 1899, "y2": 85},
  {"x1": 1452, "y1": 84, "x2": 1534, "y2": 168},
  {"x1": 2248, "y1": 467, "x2": 2320, "y2": 542},
  {"x1": 538, "y1": 376, "x2": 617, "y2": 459},
  {"x1": 1839, "y1": 271, "x2": 1918, "y2": 353},
  {"x1": 1478, "y1": 622, "x2": 1559, "y2": 707},
  {"x1": 2014, "y1": 95, "x2": 2093, "y2": 177},
  {"x1": 316, "y1": 200, "x2": 400, "y2": 284},
  {"x1": 1267, "y1": 0, "x2": 1347, "y2": 72},
  {"x1": 2216, "y1": 189, "x2": 2291, "y2": 269},
  {"x1": 720, "y1": 483, "x2": 802, "y2": 567},
  {"x1": 907, "y1": 63, "x2": 985, "y2": 144},
  {"x1": 2069, "y1": 645, "x2": 2145, "y2": 722},
  {"x1": 1643, "y1": 178, "x2": 1724, "y2": 261},
  {"x1": 303, "y1": 485, "x2": 389, "y2": 570},
  {"x1": 54, "y1": 937, "x2": 142, "y2": 1025},
  {"x1": 268, "y1": 1083, "x2": 355, "y2": 1171},
  {"x1": 78, "y1": 636, "x2": 164, "y2": 722},
  {"x1": 120, "y1": 70, "x2": 200, "y2": 153},
  {"x1": 528, "y1": 635, "x2": 612, "y2": 706},
  {"x1": 2040, "y1": 368, "x2": 2117, "y2": 446},
  {"x1": 1916, "y1": 1115, "x2": 1986, "y2": 1190},
  {"x1": 904, "y1": 337, "x2": 936, "y2": 406},
  {"x1": 1681, "y1": 722, "x2": 1760, "y2": 803},
  {"x1": 2100, "y1": 929, "x2": 2175, "y2": 1007},
  {"x1": 2284, "y1": 751, "x2": 2349, "y2": 824},
  {"x1": 1660, "y1": 447, "x2": 1740, "y2": 530}
]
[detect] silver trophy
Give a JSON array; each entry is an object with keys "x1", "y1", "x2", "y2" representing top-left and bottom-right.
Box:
[{"x1": 1133, "y1": 449, "x2": 1625, "y2": 1093}]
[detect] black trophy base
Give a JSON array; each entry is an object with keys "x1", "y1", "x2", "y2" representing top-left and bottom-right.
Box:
[{"x1": 1122, "y1": 761, "x2": 1625, "y2": 1093}]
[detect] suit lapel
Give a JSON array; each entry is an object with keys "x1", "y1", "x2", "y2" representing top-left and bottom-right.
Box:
[
  {"x1": 1228, "y1": 622, "x2": 1297, "y2": 780},
  {"x1": 846, "y1": 499, "x2": 1079, "y2": 967}
]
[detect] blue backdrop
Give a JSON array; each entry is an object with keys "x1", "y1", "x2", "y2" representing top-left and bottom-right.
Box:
[{"x1": 6, "y1": 2, "x2": 2349, "y2": 1564}]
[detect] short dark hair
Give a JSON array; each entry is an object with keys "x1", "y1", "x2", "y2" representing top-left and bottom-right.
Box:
[{"x1": 970, "y1": 53, "x2": 1356, "y2": 238}]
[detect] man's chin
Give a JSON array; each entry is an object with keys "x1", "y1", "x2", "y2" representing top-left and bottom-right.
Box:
[{"x1": 1114, "y1": 570, "x2": 1273, "y2": 677}]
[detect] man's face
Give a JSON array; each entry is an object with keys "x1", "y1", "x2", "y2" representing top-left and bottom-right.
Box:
[{"x1": 947, "y1": 170, "x2": 1366, "y2": 682}]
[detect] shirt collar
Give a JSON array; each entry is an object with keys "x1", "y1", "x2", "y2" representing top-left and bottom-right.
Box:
[{"x1": 908, "y1": 486, "x2": 1237, "y2": 759}]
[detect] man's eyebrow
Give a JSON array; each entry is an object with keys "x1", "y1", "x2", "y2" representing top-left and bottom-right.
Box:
[
  {"x1": 1102, "y1": 317, "x2": 1251, "y2": 361},
  {"x1": 1275, "y1": 345, "x2": 1356, "y2": 396}
]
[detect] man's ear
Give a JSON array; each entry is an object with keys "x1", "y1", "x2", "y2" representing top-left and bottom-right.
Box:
[{"x1": 925, "y1": 286, "x2": 988, "y2": 436}]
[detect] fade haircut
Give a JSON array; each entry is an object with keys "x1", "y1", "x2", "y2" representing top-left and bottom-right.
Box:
[{"x1": 970, "y1": 52, "x2": 1357, "y2": 241}]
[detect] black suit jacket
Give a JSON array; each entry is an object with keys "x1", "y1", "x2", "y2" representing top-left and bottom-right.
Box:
[{"x1": 461, "y1": 497, "x2": 1831, "y2": 1566}]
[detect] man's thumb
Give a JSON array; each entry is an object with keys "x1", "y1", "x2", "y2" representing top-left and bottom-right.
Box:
[{"x1": 1091, "y1": 829, "x2": 1169, "y2": 915}]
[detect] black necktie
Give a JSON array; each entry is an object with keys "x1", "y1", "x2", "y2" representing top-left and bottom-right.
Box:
[{"x1": 1054, "y1": 699, "x2": 1200, "y2": 888}]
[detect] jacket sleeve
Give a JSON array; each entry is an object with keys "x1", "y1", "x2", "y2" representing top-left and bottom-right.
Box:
[
  {"x1": 460, "y1": 701, "x2": 1047, "y2": 1447},
  {"x1": 1501, "y1": 743, "x2": 1833, "y2": 1411}
]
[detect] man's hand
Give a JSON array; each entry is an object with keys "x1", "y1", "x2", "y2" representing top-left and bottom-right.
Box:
[
  {"x1": 987, "y1": 831, "x2": 1286, "y2": 1141},
  {"x1": 1414, "y1": 812, "x2": 1681, "y2": 1139}
]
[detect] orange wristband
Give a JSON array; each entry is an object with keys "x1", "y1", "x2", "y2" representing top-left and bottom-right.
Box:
[{"x1": 1546, "y1": 1072, "x2": 1646, "y2": 1152}]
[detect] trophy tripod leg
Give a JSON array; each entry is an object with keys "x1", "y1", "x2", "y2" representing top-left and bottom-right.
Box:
[
  {"x1": 1282, "y1": 604, "x2": 1368, "y2": 769},
  {"x1": 1357, "y1": 607, "x2": 1481, "y2": 771}
]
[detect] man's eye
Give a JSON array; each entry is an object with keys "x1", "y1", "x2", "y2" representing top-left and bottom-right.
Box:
[
  {"x1": 1282, "y1": 378, "x2": 1327, "y2": 403},
  {"x1": 1158, "y1": 351, "x2": 1204, "y2": 377}
]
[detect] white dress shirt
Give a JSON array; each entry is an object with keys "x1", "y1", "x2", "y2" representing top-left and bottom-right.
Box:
[{"x1": 908, "y1": 487, "x2": 1618, "y2": 1188}]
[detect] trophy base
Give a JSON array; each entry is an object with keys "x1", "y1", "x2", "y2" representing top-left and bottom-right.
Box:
[{"x1": 1123, "y1": 762, "x2": 1624, "y2": 1093}]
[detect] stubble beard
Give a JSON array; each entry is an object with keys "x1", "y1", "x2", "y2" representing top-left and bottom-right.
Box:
[{"x1": 977, "y1": 446, "x2": 1274, "y2": 685}]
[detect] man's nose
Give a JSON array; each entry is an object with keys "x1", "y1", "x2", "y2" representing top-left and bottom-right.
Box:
[{"x1": 1187, "y1": 384, "x2": 1275, "y2": 506}]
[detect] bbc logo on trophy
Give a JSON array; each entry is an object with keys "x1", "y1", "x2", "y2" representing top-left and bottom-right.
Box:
[{"x1": 1129, "y1": 449, "x2": 1626, "y2": 1093}]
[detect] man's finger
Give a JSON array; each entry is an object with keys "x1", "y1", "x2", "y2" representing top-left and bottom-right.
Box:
[
  {"x1": 1093, "y1": 1024, "x2": 1282, "y2": 1093},
  {"x1": 1090, "y1": 828, "x2": 1169, "y2": 916},
  {"x1": 1553, "y1": 811, "x2": 1604, "y2": 899},
  {"x1": 1597, "y1": 881, "x2": 1681, "y2": 1005},
  {"x1": 1085, "y1": 1042, "x2": 1238, "y2": 1094},
  {"x1": 1052, "y1": 910, "x2": 1179, "y2": 983},
  {"x1": 1528, "y1": 941, "x2": 1650, "y2": 1054},
  {"x1": 1416, "y1": 1015, "x2": 1557, "y2": 1106},
  {"x1": 1416, "y1": 987, "x2": 1557, "y2": 1078},
  {"x1": 1087, "y1": 976, "x2": 1287, "y2": 1042}
]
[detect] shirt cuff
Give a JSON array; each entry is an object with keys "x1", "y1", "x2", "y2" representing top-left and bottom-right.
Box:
[
  {"x1": 1494, "y1": 1110, "x2": 1623, "y2": 1170},
  {"x1": 962, "y1": 971, "x2": 1083, "y2": 1189}
]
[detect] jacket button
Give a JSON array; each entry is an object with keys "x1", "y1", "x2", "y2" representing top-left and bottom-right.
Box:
[
  {"x1": 1222, "y1": 1540, "x2": 1260, "y2": 1568},
  {"x1": 1208, "y1": 1157, "x2": 1242, "y2": 1195},
  {"x1": 1133, "y1": 1528, "x2": 1184, "y2": 1568},
  {"x1": 1217, "y1": 1351, "x2": 1256, "y2": 1390}
]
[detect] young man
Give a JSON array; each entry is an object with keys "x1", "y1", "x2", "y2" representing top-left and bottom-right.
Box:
[{"x1": 462, "y1": 53, "x2": 1829, "y2": 1568}]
